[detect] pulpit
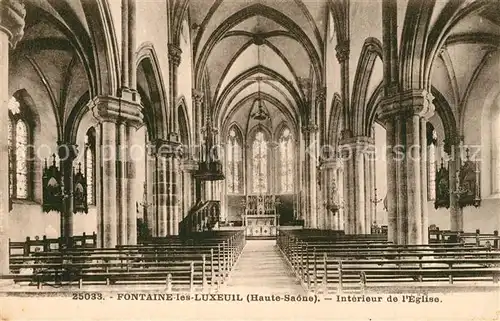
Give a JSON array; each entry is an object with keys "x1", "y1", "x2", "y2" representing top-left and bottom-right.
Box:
[{"x1": 243, "y1": 195, "x2": 279, "y2": 239}]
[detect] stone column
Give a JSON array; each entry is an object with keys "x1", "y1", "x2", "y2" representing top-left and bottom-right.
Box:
[
  {"x1": 339, "y1": 137, "x2": 374, "y2": 234},
  {"x1": 154, "y1": 149, "x2": 168, "y2": 237},
  {"x1": 379, "y1": 90, "x2": 435, "y2": 245},
  {"x1": 89, "y1": 96, "x2": 142, "y2": 247},
  {"x1": 57, "y1": 143, "x2": 78, "y2": 245},
  {"x1": 155, "y1": 140, "x2": 182, "y2": 235},
  {"x1": 0, "y1": 0, "x2": 26, "y2": 280},
  {"x1": 302, "y1": 124, "x2": 319, "y2": 228},
  {"x1": 446, "y1": 138, "x2": 463, "y2": 232},
  {"x1": 180, "y1": 159, "x2": 197, "y2": 220},
  {"x1": 336, "y1": 164, "x2": 345, "y2": 231},
  {"x1": 145, "y1": 141, "x2": 156, "y2": 236},
  {"x1": 192, "y1": 89, "x2": 203, "y2": 146},
  {"x1": 320, "y1": 159, "x2": 342, "y2": 230},
  {"x1": 167, "y1": 44, "x2": 181, "y2": 140}
]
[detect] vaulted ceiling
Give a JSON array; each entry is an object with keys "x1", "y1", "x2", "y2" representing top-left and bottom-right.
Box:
[{"x1": 189, "y1": 0, "x2": 329, "y2": 128}]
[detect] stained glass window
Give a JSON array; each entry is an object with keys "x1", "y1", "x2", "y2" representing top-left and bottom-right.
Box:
[
  {"x1": 8, "y1": 96, "x2": 32, "y2": 201},
  {"x1": 252, "y1": 131, "x2": 268, "y2": 194},
  {"x1": 226, "y1": 129, "x2": 242, "y2": 194},
  {"x1": 15, "y1": 120, "x2": 28, "y2": 199},
  {"x1": 279, "y1": 127, "x2": 294, "y2": 193},
  {"x1": 85, "y1": 129, "x2": 96, "y2": 205}
]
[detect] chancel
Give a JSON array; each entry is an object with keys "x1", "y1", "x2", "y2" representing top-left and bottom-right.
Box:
[{"x1": 0, "y1": 0, "x2": 499, "y2": 296}]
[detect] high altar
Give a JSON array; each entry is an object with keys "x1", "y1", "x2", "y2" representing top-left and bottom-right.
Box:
[{"x1": 243, "y1": 195, "x2": 280, "y2": 239}]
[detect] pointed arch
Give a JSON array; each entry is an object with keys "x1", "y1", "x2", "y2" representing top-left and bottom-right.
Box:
[
  {"x1": 177, "y1": 95, "x2": 191, "y2": 147},
  {"x1": 351, "y1": 37, "x2": 383, "y2": 136},
  {"x1": 81, "y1": 0, "x2": 121, "y2": 96},
  {"x1": 136, "y1": 42, "x2": 169, "y2": 140},
  {"x1": 226, "y1": 124, "x2": 244, "y2": 194},
  {"x1": 215, "y1": 65, "x2": 303, "y2": 121},
  {"x1": 8, "y1": 90, "x2": 40, "y2": 201},
  {"x1": 195, "y1": 4, "x2": 322, "y2": 89},
  {"x1": 248, "y1": 125, "x2": 271, "y2": 194},
  {"x1": 365, "y1": 82, "x2": 385, "y2": 137},
  {"x1": 276, "y1": 123, "x2": 295, "y2": 194},
  {"x1": 399, "y1": 0, "x2": 434, "y2": 90},
  {"x1": 328, "y1": 93, "x2": 343, "y2": 148},
  {"x1": 424, "y1": 0, "x2": 489, "y2": 87}
]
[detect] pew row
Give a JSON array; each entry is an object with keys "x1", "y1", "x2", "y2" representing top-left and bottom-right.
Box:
[
  {"x1": 5, "y1": 230, "x2": 246, "y2": 292},
  {"x1": 278, "y1": 229, "x2": 500, "y2": 294}
]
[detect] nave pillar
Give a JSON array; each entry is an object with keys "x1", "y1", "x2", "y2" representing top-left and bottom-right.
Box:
[
  {"x1": 89, "y1": 96, "x2": 143, "y2": 247},
  {"x1": 0, "y1": 0, "x2": 25, "y2": 277},
  {"x1": 152, "y1": 140, "x2": 182, "y2": 236},
  {"x1": 379, "y1": 90, "x2": 435, "y2": 245},
  {"x1": 445, "y1": 138, "x2": 463, "y2": 232},
  {"x1": 180, "y1": 159, "x2": 198, "y2": 220},
  {"x1": 339, "y1": 137, "x2": 375, "y2": 234},
  {"x1": 302, "y1": 124, "x2": 319, "y2": 228},
  {"x1": 57, "y1": 142, "x2": 78, "y2": 244},
  {"x1": 319, "y1": 159, "x2": 344, "y2": 230}
]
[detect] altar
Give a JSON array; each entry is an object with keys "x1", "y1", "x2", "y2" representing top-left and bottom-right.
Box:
[{"x1": 243, "y1": 195, "x2": 279, "y2": 239}]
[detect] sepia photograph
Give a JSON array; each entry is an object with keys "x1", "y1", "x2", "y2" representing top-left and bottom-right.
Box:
[{"x1": 0, "y1": 0, "x2": 499, "y2": 320}]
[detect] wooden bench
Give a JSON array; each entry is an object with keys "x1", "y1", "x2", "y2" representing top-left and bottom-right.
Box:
[
  {"x1": 6, "y1": 230, "x2": 246, "y2": 292},
  {"x1": 278, "y1": 228, "x2": 500, "y2": 294},
  {"x1": 9, "y1": 232, "x2": 97, "y2": 257}
]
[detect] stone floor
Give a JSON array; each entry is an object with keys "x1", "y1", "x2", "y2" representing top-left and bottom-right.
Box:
[{"x1": 222, "y1": 240, "x2": 305, "y2": 295}]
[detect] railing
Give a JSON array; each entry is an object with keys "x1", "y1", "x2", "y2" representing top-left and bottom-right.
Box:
[
  {"x1": 9, "y1": 232, "x2": 97, "y2": 256},
  {"x1": 428, "y1": 227, "x2": 500, "y2": 248},
  {"x1": 179, "y1": 200, "x2": 221, "y2": 236}
]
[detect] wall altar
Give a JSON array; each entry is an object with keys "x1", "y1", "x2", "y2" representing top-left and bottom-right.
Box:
[{"x1": 243, "y1": 195, "x2": 279, "y2": 239}]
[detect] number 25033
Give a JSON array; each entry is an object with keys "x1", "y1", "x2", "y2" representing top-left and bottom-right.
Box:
[{"x1": 72, "y1": 292, "x2": 103, "y2": 300}]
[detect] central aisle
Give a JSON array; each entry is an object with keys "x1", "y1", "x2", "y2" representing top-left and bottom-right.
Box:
[{"x1": 223, "y1": 240, "x2": 305, "y2": 294}]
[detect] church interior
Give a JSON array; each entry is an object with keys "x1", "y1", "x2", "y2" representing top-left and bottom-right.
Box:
[{"x1": 0, "y1": 0, "x2": 499, "y2": 294}]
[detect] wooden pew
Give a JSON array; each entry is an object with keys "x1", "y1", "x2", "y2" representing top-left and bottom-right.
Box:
[
  {"x1": 278, "y1": 228, "x2": 500, "y2": 294},
  {"x1": 9, "y1": 232, "x2": 97, "y2": 257},
  {"x1": 6, "y1": 230, "x2": 245, "y2": 292}
]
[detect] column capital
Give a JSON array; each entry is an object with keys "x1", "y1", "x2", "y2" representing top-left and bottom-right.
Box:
[
  {"x1": 56, "y1": 142, "x2": 79, "y2": 162},
  {"x1": 338, "y1": 136, "x2": 375, "y2": 158},
  {"x1": 180, "y1": 159, "x2": 198, "y2": 172},
  {"x1": 335, "y1": 40, "x2": 350, "y2": 63},
  {"x1": 316, "y1": 86, "x2": 327, "y2": 104},
  {"x1": 302, "y1": 123, "x2": 319, "y2": 135},
  {"x1": 89, "y1": 95, "x2": 143, "y2": 128},
  {"x1": 319, "y1": 158, "x2": 342, "y2": 171},
  {"x1": 192, "y1": 88, "x2": 204, "y2": 103},
  {"x1": 379, "y1": 89, "x2": 435, "y2": 120},
  {"x1": 150, "y1": 138, "x2": 183, "y2": 158},
  {"x1": 0, "y1": 0, "x2": 26, "y2": 48},
  {"x1": 168, "y1": 43, "x2": 182, "y2": 67}
]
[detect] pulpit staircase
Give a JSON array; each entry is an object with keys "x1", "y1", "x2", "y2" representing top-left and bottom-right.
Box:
[{"x1": 179, "y1": 200, "x2": 221, "y2": 236}]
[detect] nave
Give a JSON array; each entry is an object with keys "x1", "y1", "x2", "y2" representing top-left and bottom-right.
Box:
[{"x1": 0, "y1": 0, "x2": 500, "y2": 297}]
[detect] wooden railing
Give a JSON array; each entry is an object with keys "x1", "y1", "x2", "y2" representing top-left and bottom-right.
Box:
[
  {"x1": 428, "y1": 227, "x2": 500, "y2": 248},
  {"x1": 179, "y1": 200, "x2": 221, "y2": 236},
  {"x1": 9, "y1": 232, "x2": 97, "y2": 256}
]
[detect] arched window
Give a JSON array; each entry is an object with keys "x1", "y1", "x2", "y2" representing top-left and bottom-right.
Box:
[
  {"x1": 252, "y1": 130, "x2": 268, "y2": 194},
  {"x1": 279, "y1": 127, "x2": 294, "y2": 193},
  {"x1": 8, "y1": 96, "x2": 31, "y2": 200},
  {"x1": 427, "y1": 124, "x2": 437, "y2": 200},
  {"x1": 226, "y1": 129, "x2": 242, "y2": 194},
  {"x1": 85, "y1": 128, "x2": 96, "y2": 205}
]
